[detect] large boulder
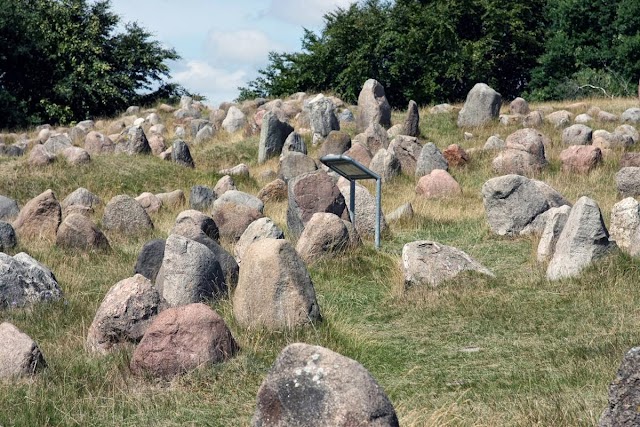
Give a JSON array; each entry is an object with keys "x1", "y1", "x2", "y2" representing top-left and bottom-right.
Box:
[
  {"x1": 130, "y1": 303, "x2": 238, "y2": 378},
  {"x1": 296, "y1": 213, "x2": 351, "y2": 264},
  {"x1": 0, "y1": 195, "x2": 19, "y2": 221},
  {"x1": 252, "y1": 343, "x2": 399, "y2": 427},
  {"x1": 402, "y1": 240, "x2": 494, "y2": 288},
  {"x1": 13, "y1": 189, "x2": 61, "y2": 240},
  {"x1": 212, "y1": 202, "x2": 263, "y2": 242},
  {"x1": 102, "y1": 195, "x2": 153, "y2": 234},
  {"x1": 43, "y1": 133, "x2": 72, "y2": 156},
  {"x1": 621, "y1": 108, "x2": 640, "y2": 124},
  {"x1": 357, "y1": 79, "x2": 391, "y2": 132},
  {"x1": 258, "y1": 111, "x2": 294, "y2": 163},
  {"x1": 562, "y1": 124, "x2": 593, "y2": 145},
  {"x1": 560, "y1": 145, "x2": 602, "y2": 174},
  {"x1": 86, "y1": 274, "x2": 165, "y2": 354},
  {"x1": 482, "y1": 175, "x2": 569, "y2": 236},
  {"x1": 281, "y1": 131, "x2": 307, "y2": 157},
  {"x1": 416, "y1": 170, "x2": 462, "y2": 199},
  {"x1": 337, "y1": 178, "x2": 386, "y2": 238},
  {"x1": 28, "y1": 144, "x2": 54, "y2": 167},
  {"x1": 287, "y1": 170, "x2": 346, "y2": 237},
  {"x1": 415, "y1": 142, "x2": 448, "y2": 178},
  {"x1": 318, "y1": 130, "x2": 350, "y2": 158},
  {"x1": 610, "y1": 197, "x2": 640, "y2": 257},
  {"x1": 600, "y1": 347, "x2": 640, "y2": 426},
  {"x1": 234, "y1": 217, "x2": 284, "y2": 264},
  {"x1": 278, "y1": 152, "x2": 318, "y2": 183},
  {"x1": 189, "y1": 185, "x2": 216, "y2": 212},
  {"x1": 546, "y1": 196, "x2": 614, "y2": 280},
  {"x1": 388, "y1": 135, "x2": 422, "y2": 175},
  {"x1": 510, "y1": 97, "x2": 530, "y2": 115},
  {"x1": 310, "y1": 96, "x2": 339, "y2": 141},
  {"x1": 0, "y1": 252, "x2": 63, "y2": 308},
  {"x1": 56, "y1": 213, "x2": 110, "y2": 251},
  {"x1": 84, "y1": 131, "x2": 115, "y2": 154},
  {"x1": 159, "y1": 234, "x2": 227, "y2": 306},
  {"x1": 616, "y1": 167, "x2": 640, "y2": 197},
  {"x1": 457, "y1": 83, "x2": 502, "y2": 127},
  {"x1": 233, "y1": 239, "x2": 321, "y2": 329},
  {"x1": 536, "y1": 205, "x2": 572, "y2": 263},
  {"x1": 61, "y1": 187, "x2": 100, "y2": 217},
  {"x1": 353, "y1": 123, "x2": 389, "y2": 155},
  {"x1": 0, "y1": 322, "x2": 46, "y2": 378},
  {"x1": 222, "y1": 106, "x2": 247, "y2": 133},
  {"x1": 369, "y1": 148, "x2": 400, "y2": 182},
  {"x1": 492, "y1": 128, "x2": 548, "y2": 175},
  {"x1": 133, "y1": 239, "x2": 166, "y2": 283},
  {"x1": 115, "y1": 126, "x2": 151, "y2": 155},
  {"x1": 170, "y1": 209, "x2": 219, "y2": 242}
]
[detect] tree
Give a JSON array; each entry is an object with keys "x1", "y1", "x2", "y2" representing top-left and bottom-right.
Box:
[{"x1": 0, "y1": 0, "x2": 182, "y2": 129}]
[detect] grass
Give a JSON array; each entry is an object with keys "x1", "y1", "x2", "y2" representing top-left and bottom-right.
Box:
[{"x1": 1, "y1": 96, "x2": 640, "y2": 425}]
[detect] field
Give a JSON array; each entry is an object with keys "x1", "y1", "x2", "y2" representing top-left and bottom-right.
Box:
[{"x1": 1, "y1": 97, "x2": 640, "y2": 426}]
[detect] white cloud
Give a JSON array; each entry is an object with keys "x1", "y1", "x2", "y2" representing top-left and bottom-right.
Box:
[
  {"x1": 267, "y1": 0, "x2": 357, "y2": 27},
  {"x1": 206, "y1": 29, "x2": 284, "y2": 66},
  {"x1": 172, "y1": 60, "x2": 248, "y2": 105}
]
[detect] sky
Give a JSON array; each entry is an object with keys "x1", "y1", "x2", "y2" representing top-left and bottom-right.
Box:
[{"x1": 109, "y1": 0, "x2": 358, "y2": 107}]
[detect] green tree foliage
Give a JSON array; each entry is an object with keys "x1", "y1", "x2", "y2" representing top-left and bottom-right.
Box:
[{"x1": 0, "y1": 0, "x2": 182, "y2": 128}]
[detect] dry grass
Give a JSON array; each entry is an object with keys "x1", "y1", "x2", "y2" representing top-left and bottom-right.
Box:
[{"x1": 1, "y1": 96, "x2": 640, "y2": 426}]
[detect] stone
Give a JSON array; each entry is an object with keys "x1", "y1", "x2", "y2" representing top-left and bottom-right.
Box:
[
  {"x1": 214, "y1": 190, "x2": 264, "y2": 213},
  {"x1": 116, "y1": 126, "x2": 151, "y2": 155},
  {"x1": 170, "y1": 209, "x2": 219, "y2": 242},
  {"x1": 369, "y1": 148, "x2": 400, "y2": 182},
  {"x1": 148, "y1": 124, "x2": 166, "y2": 135},
  {"x1": 69, "y1": 126, "x2": 88, "y2": 143},
  {"x1": 86, "y1": 274, "x2": 165, "y2": 354},
  {"x1": 171, "y1": 140, "x2": 195, "y2": 168},
  {"x1": 386, "y1": 124, "x2": 404, "y2": 140},
  {"x1": 102, "y1": 195, "x2": 153, "y2": 234},
  {"x1": 610, "y1": 197, "x2": 640, "y2": 257},
  {"x1": 536, "y1": 205, "x2": 572, "y2": 262},
  {"x1": 616, "y1": 125, "x2": 640, "y2": 145},
  {"x1": 492, "y1": 128, "x2": 548, "y2": 176},
  {"x1": 560, "y1": 145, "x2": 602, "y2": 174},
  {"x1": 352, "y1": 123, "x2": 389, "y2": 155},
  {"x1": 194, "y1": 125, "x2": 214, "y2": 144},
  {"x1": 145, "y1": 113, "x2": 161, "y2": 125},
  {"x1": 482, "y1": 174, "x2": 569, "y2": 236},
  {"x1": 388, "y1": 135, "x2": 422, "y2": 175},
  {"x1": 287, "y1": 170, "x2": 347, "y2": 237},
  {"x1": 214, "y1": 175, "x2": 237, "y2": 197},
  {"x1": 616, "y1": 167, "x2": 640, "y2": 197},
  {"x1": 252, "y1": 342, "x2": 399, "y2": 427},
  {"x1": 233, "y1": 239, "x2": 321, "y2": 329},
  {"x1": 457, "y1": 83, "x2": 502, "y2": 127},
  {"x1": 386, "y1": 202, "x2": 414, "y2": 223},
  {"x1": 575, "y1": 113, "x2": 593, "y2": 124},
  {"x1": 43, "y1": 133, "x2": 72, "y2": 156},
  {"x1": 235, "y1": 217, "x2": 285, "y2": 264},
  {"x1": 13, "y1": 189, "x2": 61, "y2": 240},
  {"x1": 484, "y1": 135, "x2": 506, "y2": 151},
  {"x1": 319, "y1": 131, "x2": 351, "y2": 158},
  {"x1": 37, "y1": 128, "x2": 51, "y2": 143},
  {"x1": 0, "y1": 252, "x2": 63, "y2": 308},
  {"x1": 0, "y1": 322, "x2": 46, "y2": 378},
  {"x1": 415, "y1": 142, "x2": 448, "y2": 178},
  {"x1": 155, "y1": 190, "x2": 186, "y2": 209},
  {"x1": 402, "y1": 240, "x2": 494, "y2": 288},
  {"x1": 258, "y1": 179, "x2": 288, "y2": 203},
  {"x1": 28, "y1": 144, "x2": 54, "y2": 166},
  {"x1": 310, "y1": 96, "x2": 339, "y2": 140},
  {"x1": 593, "y1": 130, "x2": 634, "y2": 150},
  {"x1": 599, "y1": 347, "x2": 640, "y2": 426},
  {"x1": 0, "y1": 221, "x2": 17, "y2": 251},
  {"x1": 416, "y1": 170, "x2": 462, "y2": 199},
  {"x1": 61, "y1": 187, "x2": 100, "y2": 217},
  {"x1": 148, "y1": 134, "x2": 166, "y2": 155},
  {"x1": 189, "y1": 119, "x2": 211, "y2": 138},
  {"x1": 135, "y1": 192, "x2": 162, "y2": 214},
  {"x1": 56, "y1": 213, "x2": 110, "y2": 251},
  {"x1": 546, "y1": 196, "x2": 614, "y2": 280},
  {"x1": 357, "y1": 79, "x2": 391, "y2": 131},
  {"x1": 281, "y1": 131, "x2": 307, "y2": 157},
  {"x1": 222, "y1": 106, "x2": 247, "y2": 133},
  {"x1": 219, "y1": 163, "x2": 250, "y2": 177},
  {"x1": 430, "y1": 103, "x2": 454, "y2": 114},
  {"x1": 61, "y1": 146, "x2": 91, "y2": 165},
  {"x1": 0, "y1": 195, "x2": 19, "y2": 221},
  {"x1": 621, "y1": 153, "x2": 640, "y2": 168},
  {"x1": 402, "y1": 100, "x2": 420, "y2": 137},
  {"x1": 130, "y1": 303, "x2": 237, "y2": 378},
  {"x1": 160, "y1": 234, "x2": 227, "y2": 306},
  {"x1": 442, "y1": 144, "x2": 469, "y2": 167},
  {"x1": 621, "y1": 107, "x2": 640, "y2": 124},
  {"x1": 344, "y1": 142, "x2": 373, "y2": 167},
  {"x1": 510, "y1": 97, "x2": 530, "y2": 115},
  {"x1": 339, "y1": 108, "x2": 355, "y2": 122},
  {"x1": 598, "y1": 111, "x2": 618, "y2": 122},
  {"x1": 259, "y1": 111, "x2": 294, "y2": 163},
  {"x1": 522, "y1": 110, "x2": 544, "y2": 127},
  {"x1": 134, "y1": 239, "x2": 166, "y2": 283},
  {"x1": 499, "y1": 114, "x2": 523, "y2": 126},
  {"x1": 546, "y1": 110, "x2": 573, "y2": 128},
  {"x1": 278, "y1": 152, "x2": 318, "y2": 183},
  {"x1": 562, "y1": 124, "x2": 593, "y2": 145},
  {"x1": 337, "y1": 178, "x2": 386, "y2": 238},
  {"x1": 190, "y1": 185, "x2": 216, "y2": 212},
  {"x1": 212, "y1": 202, "x2": 263, "y2": 242},
  {"x1": 296, "y1": 213, "x2": 351, "y2": 264}
]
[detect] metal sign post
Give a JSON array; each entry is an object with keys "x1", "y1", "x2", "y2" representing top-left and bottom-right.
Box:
[{"x1": 319, "y1": 154, "x2": 382, "y2": 249}]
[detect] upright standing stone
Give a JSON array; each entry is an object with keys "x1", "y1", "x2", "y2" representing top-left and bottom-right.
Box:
[
  {"x1": 0, "y1": 195, "x2": 19, "y2": 221},
  {"x1": 599, "y1": 346, "x2": 640, "y2": 426},
  {"x1": 258, "y1": 111, "x2": 294, "y2": 163},
  {"x1": 116, "y1": 126, "x2": 151, "y2": 155},
  {"x1": 403, "y1": 100, "x2": 420, "y2": 137},
  {"x1": 357, "y1": 79, "x2": 391, "y2": 132},
  {"x1": 457, "y1": 83, "x2": 502, "y2": 127},
  {"x1": 171, "y1": 140, "x2": 195, "y2": 168},
  {"x1": 415, "y1": 143, "x2": 448, "y2": 178},
  {"x1": 310, "y1": 96, "x2": 339, "y2": 142},
  {"x1": 610, "y1": 197, "x2": 640, "y2": 256}
]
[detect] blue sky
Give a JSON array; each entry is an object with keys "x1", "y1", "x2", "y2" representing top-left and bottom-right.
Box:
[{"x1": 109, "y1": 0, "x2": 358, "y2": 107}]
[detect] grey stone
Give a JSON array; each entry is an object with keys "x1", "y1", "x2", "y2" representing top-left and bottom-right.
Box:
[
  {"x1": 134, "y1": 239, "x2": 166, "y2": 283},
  {"x1": 546, "y1": 196, "x2": 614, "y2": 280},
  {"x1": 484, "y1": 135, "x2": 505, "y2": 151},
  {"x1": 319, "y1": 131, "x2": 351, "y2": 158},
  {"x1": 84, "y1": 131, "x2": 115, "y2": 154},
  {"x1": 575, "y1": 113, "x2": 593, "y2": 124},
  {"x1": 616, "y1": 125, "x2": 640, "y2": 145},
  {"x1": 213, "y1": 190, "x2": 264, "y2": 213},
  {"x1": 492, "y1": 128, "x2": 548, "y2": 176},
  {"x1": 339, "y1": 108, "x2": 355, "y2": 122},
  {"x1": 0, "y1": 322, "x2": 46, "y2": 378},
  {"x1": 234, "y1": 217, "x2": 284, "y2": 264},
  {"x1": 190, "y1": 119, "x2": 211, "y2": 138},
  {"x1": 562, "y1": 124, "x2": 593, "y2": 145},
  {"x1": 116, "y1": 126, "x2": 151, "y2": 155},
  {"x1": 599, "y1": 346, "x2": 640, "y2": 426},
  {"x1": 546, "y1": 110, "x2": 573, "y2": 129},
  {"x1": 403, "y1": 100, "x2": 420, "y2": 137},
  {"x1": 222, "y1": 106, "x2": 247, "y2": 133},
  {"x1": 310, "y1": 96, "x2": 339, "y2": 140},
  {"x1": 537, "y1": 205, "x2": 572, "y2": 262},
  {"x1": 402, "y1": 240, "x2": 494, "y2": 288},
  {"x1": 281, "y1": 131, "x2": 307, "y2": 157},
  {"x1": 510, "y1": 97, "x2": 530, "y2": 115},
  {"x1": 616, "y1": 167, "x2": 640, "y2": 197},
  {"x1": 389, "y1": 135, "x2": 422, "y2": 175},
  {"x1": 0, "y1": 221, "x2": 17, "y2": 251},
  {"x1": 415, "y1": 142, "x2": 448, "y2": 178},
  {"x1": 43, "y1": 133, "x2": 72, "y2": 156},
  {"x1": 337, "y1": 178, "x2": 387, "y2": 238},
  {"x1": 357, "y1": 79, "x2": 391, "y2": 131},
  {"x1": 190, "y1": 185, "x2": 216, "y2": 212},
  {"x1": 13, "y1": 189, "x2": 61, "y2": 240},
  {"x1": 252, "y1": 343, "x2": 399, "y2": 427},
  {"x1": 61, "y1": 188, "x2": 100, "y2": 214},
  {"x1": 102, "y1": 195, "x2": 153, "y2": 234},
  {"x1": 155, "y1": 189, "x2": 186, "y2": 209},
  {"x1": 0, "y1": 252, "x2": 63, "y2": 308},
  {"x1": 278, "y1": 152, "x2": 317, "y2": 183},
  {"x1": 610, "y1": 197, "x2": 640, "y2": 256},
  {"x1": 353, "y1": 123, "x2": 389, "y2": 155},
  {"x1": 171, "y1": 140, "x2": 195, "y2": 168},
  {"x1": 259, "y1": 111, "x2": 294, "y2": 163},
  {"x1": 457, "y1": 83, "x2": 502, "y2": 127},
  {"x1": 386, "y1": 202, "x2": 414, "y2": 223},
  {"x1": 233, "y1": 239, "x2": 321, "y2": 329},
  {"x1": 0, "y1": 195, "x2": 19, "y2": 221},
  {"x1": 621, "y1": 108, "x2": 640, "y2": 124},
  {"x1": 214, "y1": 175, "x2": 237, "y2": 197},
  {"x1": 369, "y1": 148, "x2": 400, "y2": 183},
  {"x1": 194, "y1": 125, "x2": 215, "y2": 144}
]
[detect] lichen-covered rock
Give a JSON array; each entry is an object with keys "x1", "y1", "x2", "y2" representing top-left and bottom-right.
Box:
[
  {"x1": 0, "y1": 252, "x2": 63, "y2": 308},
  {"x1": 102, "y1": 195, "x2": 153, "y2": 234},
  {"x1": 0, "y1": 322, "x2": 46, "y2": 378}
]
